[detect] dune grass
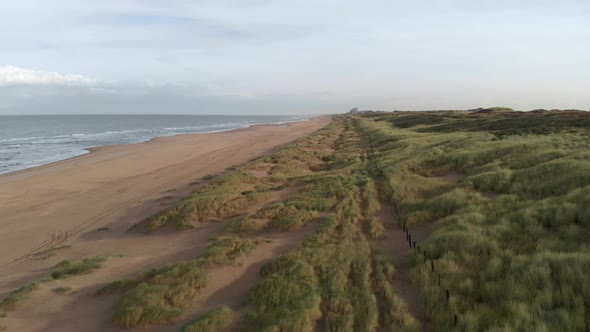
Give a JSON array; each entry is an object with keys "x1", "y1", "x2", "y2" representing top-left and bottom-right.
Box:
[
  {"x1": 240, "y1": 119, "x2": 418, "y2": 331},
  {"x1": 354, "y1": 110, "x2": 590, "y2": 331},
  {"x1": 53, "y1": 286, "x2": 73, "y2": 295},
  {"x1": 179, "y1": 306, "x2": 233, "y2": 332},
  {"x1": 100, "y1": 236, "x2": 259, "y2": 328},
  {"x1": 136, "y1": 124, "x2": 341, "y2": 233},
  {"x1": 0, "y1": 282, "x2": 39, "y2": 309},
  {"x1": 51, "y1": 257, "x2": 106, "y2": 279},
  {"x1": 0, "y1": 256, "x2": 106, "y2": 310}
]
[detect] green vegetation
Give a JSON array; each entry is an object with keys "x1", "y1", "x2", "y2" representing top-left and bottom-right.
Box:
[
  {"x1": 100, "y1": 237, "x2": 258, "y2": 328},
  {"x1": 53, "y1": 286, "x2": 73, "y2": 295},
  {"x1": 179, "y1": 306, "x2": 233, "y2": 332},
  {"x1": 1, "y1": 257, "x2": 106, "y2": 309},
  {"x1": 137, "y1": 123, "x2": 338, "y2": 233},
  {"x1": 51, "y1": 257, "x2": 106, "y2": 279},
  {"x1": 355, "y1": 110, "x2": 590, "y2": 331},
  {"x1": 0, "y1": 282, "x2": 38, "y2": 309},
  {"x1": 241, "y1": 121, "x2": 417, "y2": 332}
]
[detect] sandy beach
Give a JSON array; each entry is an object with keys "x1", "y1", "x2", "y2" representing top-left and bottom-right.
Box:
[{"x1": 0, "y1": 116, "x2": 329, "y2": 318}]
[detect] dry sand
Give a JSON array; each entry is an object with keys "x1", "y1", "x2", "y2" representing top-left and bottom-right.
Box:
[{"x1": 0, "y1": 116, "x2": 330, "y2": 331}]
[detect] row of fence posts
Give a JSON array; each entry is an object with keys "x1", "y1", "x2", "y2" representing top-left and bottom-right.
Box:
[{"x1": 362, "y1": 126, "x2": 460, "y2": 329}]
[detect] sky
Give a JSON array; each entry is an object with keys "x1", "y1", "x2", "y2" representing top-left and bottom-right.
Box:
[{"x1": 0, "y1": 0, "x2": 589, "y2": 115}]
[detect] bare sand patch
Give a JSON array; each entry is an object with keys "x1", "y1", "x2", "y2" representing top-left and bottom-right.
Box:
[
  {"x1": 376, "y1": 202, "x2": 435, "y2": 331},
  {"x1": 438, "y1": 171, "x2": 465, "y2": 185}
]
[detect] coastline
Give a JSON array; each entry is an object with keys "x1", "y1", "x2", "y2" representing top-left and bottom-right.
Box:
[{"x1": 0, "y1": 116, "x2": 315, "y2": 178}]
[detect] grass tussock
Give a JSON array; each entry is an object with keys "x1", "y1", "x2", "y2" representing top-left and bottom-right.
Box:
[
  {"x1": 179, "y1": 306, "x2": 233, "y2": 332},
  {"x1": 51, "y1": 257, "x2": 106, "y2": 279},
  {"x1": 103, "y1": 237, "x2": 258, "y2": 328},
  {"x1": 1, "y1": 256, "x2": 107, "y2": 309},
  {"x1": 0, "y1": 282, "x2": 38, "y2": 309},
  {"x1": 53, "y1": 286, "x2": 73, "y2": 295}
]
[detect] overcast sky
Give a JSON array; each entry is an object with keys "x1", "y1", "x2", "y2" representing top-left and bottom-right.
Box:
[{"x1": 0, "y1": 0, "x2": 589, "y2": 115}]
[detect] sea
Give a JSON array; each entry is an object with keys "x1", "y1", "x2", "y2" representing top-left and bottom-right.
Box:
[{"x1": 0, "y1": 114, "x2": 310, "y2": 175}]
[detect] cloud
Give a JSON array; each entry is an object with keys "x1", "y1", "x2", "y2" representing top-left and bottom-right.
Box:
[{"x1": 0, "y1": 65, "x2": 97, "y2": 86}]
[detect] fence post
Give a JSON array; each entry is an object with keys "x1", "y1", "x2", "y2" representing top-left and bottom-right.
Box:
[
  {"x1": 446, "y1": 289, "x2": 450, "y2": 303},
  {"x1": 408, "y1": 234, "x2": 412, "y2": 248},
  {"x1": 413, "y1": 241, "x2": 416, "y2": 249},
  {"x1": 431, "y1": 260, "x2": 434, "y2": 272}
]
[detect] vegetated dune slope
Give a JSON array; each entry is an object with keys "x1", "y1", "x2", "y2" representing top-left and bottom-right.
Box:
[
  {"x1": 355, "y1": 109, "x2": 590, "y2": 331},
  {"x1": 2, "y1": 109, "x2": 590, "y2": 331}
]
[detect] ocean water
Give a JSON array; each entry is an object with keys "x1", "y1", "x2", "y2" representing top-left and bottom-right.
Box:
[{"x1": 0, "y1": 114, "x2": 310, "y2": 175}]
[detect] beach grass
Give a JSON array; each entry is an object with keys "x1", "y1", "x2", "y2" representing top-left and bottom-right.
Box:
[
  {"x1": 0, "y1": 282, "x2": 39, "y2": 309},
  {"x1": 0, "y1": 256, "x2": 106, "y2": 310},
  {"x1": 53, "y1": 286, "x2": 73, "y2": 295},
  {"x1": 101, "y1": 237, "x2": 259, "y2": 328},
  {"x1": 179, "y1": 306, "x2": 233, "y2": 332},
  {"x1": 240, "y1": 119, "x2": 417, "y2": 331},
  {"x1": 354, "y1": 109, "x2": 590, "y2": 330},
  {"x1": 51, "y1": 257, "x2": 106, "y2": 279}
]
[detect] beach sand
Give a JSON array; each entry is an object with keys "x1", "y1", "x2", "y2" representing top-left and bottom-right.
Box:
[{"x1": 0, "y1": 116, "x2": 330, "y2": 331}]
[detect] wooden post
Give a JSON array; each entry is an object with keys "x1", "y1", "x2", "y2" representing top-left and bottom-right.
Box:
[
  {"x1": 431, "y1": 260, "x2": 434, "y2": 272},
  {"x1": 408, "y1": 234, "x2": 412, "y2": 248},
  {"x1": 446, "y1": 289, "x2": 450, "y2": 303},
  {"x1": 454, "y1": 314, "x2": 457, "y2": 327},
  {"x1": 413, "y1": 241, "x2": 416, "y2": 249}
]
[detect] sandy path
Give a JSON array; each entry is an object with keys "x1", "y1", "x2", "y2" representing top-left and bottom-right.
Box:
[
  {"x1": 0, "y1": 117, "x2": 329, "y2": 294},
  {"x1": 377, "y1": 203, "x2": 435, "y2": 331}
]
